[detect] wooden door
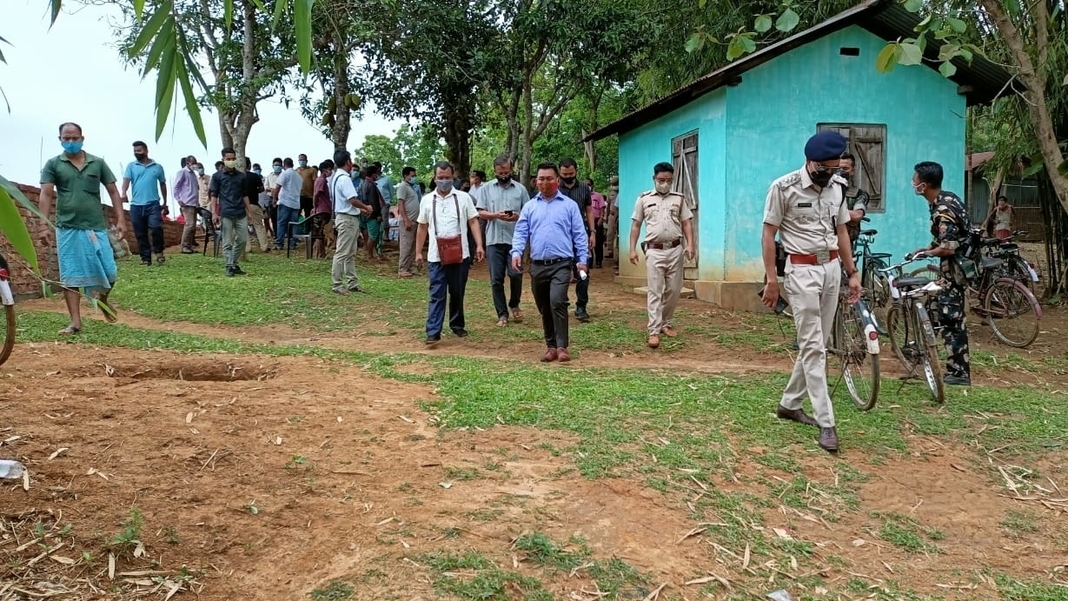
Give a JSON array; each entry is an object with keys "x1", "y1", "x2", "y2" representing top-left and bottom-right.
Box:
[
  {"x1": 672, "y1": 131, "x2": 699, "y2": 280},
  {"x1": 818, "y1": 123, "x2": 886, "y2": 213}
]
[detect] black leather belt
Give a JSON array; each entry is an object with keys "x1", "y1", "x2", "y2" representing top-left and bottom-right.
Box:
[
  {"x1": 646, "y1": 239, "x2": 683, "y2": 250},
  {"x1": 532, "y1": 257, "x2": 571, "y2": 266}
]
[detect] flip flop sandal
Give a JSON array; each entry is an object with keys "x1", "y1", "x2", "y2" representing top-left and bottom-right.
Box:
[{"x1": 58, "y1": 325, "x2": 81, "y2": 335}]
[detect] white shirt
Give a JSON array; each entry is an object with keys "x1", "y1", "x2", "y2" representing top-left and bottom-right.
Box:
[
  {"x1": 330, "y1": 170, "x2": 361, "y2": 215},
  {"x1": 275, "y1": 168, "x2": 302, "y2": 209},
  {"x1": 417, "y1": 189, "x2": 478, "y2": 263}
]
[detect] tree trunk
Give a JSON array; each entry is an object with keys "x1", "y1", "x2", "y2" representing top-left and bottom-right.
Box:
[
  {"x1": 443, "y1": 104, "x2": 472, "y2": 178},
  {"x1": 329, "y1": 56, "x2": 352, "y2": 151},
  {"x1": 980, "y1": 0, "x2": 1068, "y2": 216}
]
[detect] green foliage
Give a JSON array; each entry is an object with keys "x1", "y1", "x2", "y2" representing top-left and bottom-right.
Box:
[
  {"x1": 107, "y1": 508, "x2": 145, "y2": 553},
  {"x1": 309, "y1": 580, "x2": 355, "y2": 601}
]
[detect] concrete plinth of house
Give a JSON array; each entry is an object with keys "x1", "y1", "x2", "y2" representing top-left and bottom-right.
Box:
[{"x1": 616, "y1": 276, "x2": 767, "y2": 312}]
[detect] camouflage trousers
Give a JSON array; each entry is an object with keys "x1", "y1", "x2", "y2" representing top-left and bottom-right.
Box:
[{"x1": 935, "y1": 282, "x2": 970, "y2": 378}]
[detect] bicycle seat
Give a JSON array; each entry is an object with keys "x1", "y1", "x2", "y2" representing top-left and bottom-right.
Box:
[
  {"x1": 894, "y1": 276, "x2": 931, "y2": 290},
  {"x1": 980, "y1": 238, "x2": 1002, "y2": 247},
  {"x1": 869, "y1": 252, "x2": 892, "y2": 260},
  {"x1": 861, "y1": 229, "x2": 877, "y2": 236},
  {"x1": 997, "y1": 243, "x2": 1019, "y2": 252}
]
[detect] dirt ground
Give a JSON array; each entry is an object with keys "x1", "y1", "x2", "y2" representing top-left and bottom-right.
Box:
[{"x1": 2, "y1": 267, "x2": 1068, "y2": 600}]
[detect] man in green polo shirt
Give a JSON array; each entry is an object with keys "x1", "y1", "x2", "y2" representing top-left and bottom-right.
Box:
[{"x1": 39, "y1": 122, "x2": 128, "y2": 335}]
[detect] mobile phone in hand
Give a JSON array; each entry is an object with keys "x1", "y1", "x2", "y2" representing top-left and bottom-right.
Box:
[{"x1": 757, "y1": 286, "x2": 789, "y2": 315}]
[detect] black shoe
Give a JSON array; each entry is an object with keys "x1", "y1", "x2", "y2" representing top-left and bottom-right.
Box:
[
  {"x1": 231, "y1": 265, "x2": 246, "y2": 276},
  {"x1": 777, "y1": 406, "x2": 819, "y2": 427},
  {"x1": 818, "y1": 427, "x2": 839, "y2": 453},
  {"x1": 575, "y1": 307, "x2": 590, "y2": 322},
  {"x1": 425, "y1": 335, "x2": 441, "y2": 346},
  {"x1": 141, "y1": 259, "x2": 152, "y2": 266},
  {"x1": 225, "y1": 266, "x2": 235, "y2": 277},
  {"x1": 452, "y1": 328, "x2": 469, "y2": 338},
  {"x1": 944, "y1": 375, "x2": 971, "y2": 386}
]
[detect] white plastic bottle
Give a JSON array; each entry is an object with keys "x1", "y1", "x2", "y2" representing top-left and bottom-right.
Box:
[{"x1": 0, "y1": 459, "x2": 25, "y2": 479}]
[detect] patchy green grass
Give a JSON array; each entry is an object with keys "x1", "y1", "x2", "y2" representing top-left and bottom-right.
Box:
[
  {"x1": 874, "y1": 512, "x2": 944, "y2": 554},
  {"x1": 1000, "y1": 509, "x2": 1040, "y2": 539},
  {"x1": 309, "y1": 579, "x2": 355, "y2": 601}
]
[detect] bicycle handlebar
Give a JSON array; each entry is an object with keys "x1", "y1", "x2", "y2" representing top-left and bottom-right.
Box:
[{"x1": 876, "y1": 253, "x2": 927, "y2": 275}]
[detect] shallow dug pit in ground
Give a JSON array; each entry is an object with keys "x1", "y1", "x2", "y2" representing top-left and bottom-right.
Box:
[{"x1": 104, "y1": 360, "x2": 278, "y2": 381}]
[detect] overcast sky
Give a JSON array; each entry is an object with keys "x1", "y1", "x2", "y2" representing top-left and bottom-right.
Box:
[{"x1": 0, "y1": 0, "x2": 400, "y2": 208}]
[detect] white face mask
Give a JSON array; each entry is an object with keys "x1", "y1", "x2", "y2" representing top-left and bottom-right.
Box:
[{"x1": 655, "y1": 182, "x2": 672, "y2": 195}]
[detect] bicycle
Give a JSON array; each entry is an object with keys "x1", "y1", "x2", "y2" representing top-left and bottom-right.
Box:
[
  {"x1": 0, "y1": 252, "x2": 15, "y2": 366},
  {"x1": 878, "y1": 255, "x2": 944, "y2": 404},
  {"x1": 978, "y1": 230, "x2": 1039, "y2": 292},
  {"x1": 911, "y1": 232, "x2": 1042, "y2": 348},
  {"x1": 828, "y1": 285, "x2": 881, "y2": 411},
  {"x1": 852, "y1": 219, "x2": 892, "y2": 329}
]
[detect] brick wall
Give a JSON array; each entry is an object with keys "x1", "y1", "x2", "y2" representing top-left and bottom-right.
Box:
[{"x1": 1, "y1": 183, "x2": 190, "y2": 298}]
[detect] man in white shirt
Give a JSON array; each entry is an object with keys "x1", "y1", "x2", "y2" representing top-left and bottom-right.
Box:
[
  {"x1": 272, "y1": 157, "x2": 303, "y2": 250},
  {"x1": 329, "y1": 150, "x2": 373, "y2": 295},
  {"x1": 416, "y1": 161, "x2": 485, "y2": 346}
]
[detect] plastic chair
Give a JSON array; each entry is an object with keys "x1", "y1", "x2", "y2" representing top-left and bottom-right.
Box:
[
  {"x1": 285, "y1": 215, "x2": 312, "y2": 258},
  {"x1": 197, "y1": 207, "x2": 220, "y2": 257}
]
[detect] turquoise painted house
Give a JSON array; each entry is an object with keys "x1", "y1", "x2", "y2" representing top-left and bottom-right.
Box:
[{"x1": 588, "y1": 0, "x2": 1015, "y2": 309}]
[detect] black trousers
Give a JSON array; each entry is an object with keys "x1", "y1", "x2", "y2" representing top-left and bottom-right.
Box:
[{"x1": 531, "y1": 260, "x2": 572, "y2": 349}]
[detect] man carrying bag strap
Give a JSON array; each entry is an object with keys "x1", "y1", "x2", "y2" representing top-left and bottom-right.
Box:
[{"x1": 415, "y1": 161, "x2": 485, "y2": 345}]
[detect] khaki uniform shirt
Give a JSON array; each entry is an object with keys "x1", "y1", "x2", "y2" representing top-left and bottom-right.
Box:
[
  {"x1": 631, "y1": 190, "x2": 692, "y2": 244},
  {"x1": 763, "y1": 168, "x2": 849, "y2": 255},
  {"x1": 197, "y1": 175, "x2": 211, "y2": 207}
]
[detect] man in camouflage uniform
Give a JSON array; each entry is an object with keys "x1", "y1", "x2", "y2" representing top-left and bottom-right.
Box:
[
  {"x1": 910, "y1": 161, "x2": 970, "y2": 386},
  {"x1": 839, "y1": 152, "x2": 870, "y2": 248}
]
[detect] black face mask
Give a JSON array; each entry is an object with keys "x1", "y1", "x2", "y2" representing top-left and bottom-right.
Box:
[
  {"x1": 810, "y1": 169, "x2": 833, "y2": 187},
  {"x1": 561, "y1": 177, "x2": 576, "y2": 186},
  {"x1": 496, "y1": 174, "x2": 512, "y2": 185}
]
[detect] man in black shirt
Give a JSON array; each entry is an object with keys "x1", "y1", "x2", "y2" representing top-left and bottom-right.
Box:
[
  {"x1": 209, "y1": 147, "x2": 252, "y2": 277},
  {"x1": 558, "y1": 158, "x2": 596, "y2": 322},
  {"x1": 242, "y1": 157, "x2": 269, "y2": 254},
  {"x1": 359, "y1": 163, "x2": 386, "y2": 262}
]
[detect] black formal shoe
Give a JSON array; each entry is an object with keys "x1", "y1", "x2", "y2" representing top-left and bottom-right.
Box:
[
  {"x1": 231, "y1": 265, "x2": 246, "y2": 275},
  {"x1": 944, "y1": 375, "x2": 971, "y2": 386},
  {"x1": 777, "y1": 406, "x2": 819, "y2": 427},
  {"x1": 575, "y1": 307, "x2": 590, "y2": 322},
  {"x1": 452, "y1": 328, "x2": 469, "y2": 338},
  {"x1": 818, "y1": 427, "x2": 839, "y2": 453},
  {"x1": 225, "y1": 267, "x2": 235, "y2": 277},
  {"x1": 425, "y1": 335, "x2": 441, "y2": 346}
]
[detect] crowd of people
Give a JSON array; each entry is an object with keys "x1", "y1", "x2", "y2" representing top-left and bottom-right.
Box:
[{"x1": 36, "y1": 122, "x2": 976, "y2": 455}]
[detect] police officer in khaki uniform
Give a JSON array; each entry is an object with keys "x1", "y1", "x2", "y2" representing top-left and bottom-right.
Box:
[
  {"x1": 761, "y1": 131, "x2": 861, "y2": 453},
  {"x1": 629, "y1": 162, "x2": 695, "y2": 348}
]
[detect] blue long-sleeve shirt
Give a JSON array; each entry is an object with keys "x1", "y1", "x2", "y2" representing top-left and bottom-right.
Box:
[{"x1": 511, "y1": 191, "x2": 590, "y2": 265}]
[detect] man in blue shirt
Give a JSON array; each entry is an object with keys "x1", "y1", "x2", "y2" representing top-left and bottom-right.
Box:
[
  {"x1": 511, "y1": 161, "x2": 590, "y2": 363},
  {"x1": 121, "y1": 141, "x2": 169, "y2": 266}
]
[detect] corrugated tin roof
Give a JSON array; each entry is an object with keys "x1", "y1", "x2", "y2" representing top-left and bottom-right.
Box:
[{"x1": 586, "y1": 0, "x2": 1020, "y2": 141}]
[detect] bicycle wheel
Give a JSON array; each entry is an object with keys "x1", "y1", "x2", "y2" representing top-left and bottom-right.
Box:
[
  {"x1": 984, "y1": 279, "x2": 1040, "y2": 347},
  {"x1": 998, "y1": 256, "x2": 1035, "y2": 292},
  {"x1": 913, "y1": 302, "x2": 945, "y2": 404},
  {"x1": 885, "y1": 304, "x2": 910, "y2": 368},
  {"x1": 868, "y1": 271, "x2": 891, "y2": 331},
  {"x1": 837, "y1": 300, "x2": 879, "y2": 411}
]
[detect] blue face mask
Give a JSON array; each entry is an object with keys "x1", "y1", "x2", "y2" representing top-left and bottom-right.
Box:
[
  {"x1": 253, "y1": 169, "x2": 261, "y2": 175},
  {"x1": 435, "y1": 179, "x2": 453, "y2": 192},
  {"x1": 61, "y1": 140, "x2": 83, "y2": 155},
  {"x1": 273, "y1": 166, "x2": 282, "y2": 174}
]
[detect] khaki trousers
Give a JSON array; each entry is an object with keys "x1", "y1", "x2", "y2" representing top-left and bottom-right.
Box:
[
  {"x1": 780, "y1": 261, "x2": 840, "y2": 428},
  {"x1": 246, "y1": 205, "x2": 270, "y2": 252},
  {"x1": 180, "y1": 205, "x2": 198, "y2": 250},
  {"x1": 398, "y1": 223, "x2": 417, "y2": 273},
  {"x1": 645, "y1": 245, "x2": 684, "y2": 334},
  {"x1": 331, "y1": 213, "x2": 361, "y2": 290}
]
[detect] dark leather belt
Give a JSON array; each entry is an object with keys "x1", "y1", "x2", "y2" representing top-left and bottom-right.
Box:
[
  {"x1": 532, "y1": 257, "x2": 571, "y2": 266},
  {"x1": 789, "y1": 250, "x2": 839, "y2": 265},
  {"x1": 646, "y1": 239, "x2": 683, "y2": 250}
]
